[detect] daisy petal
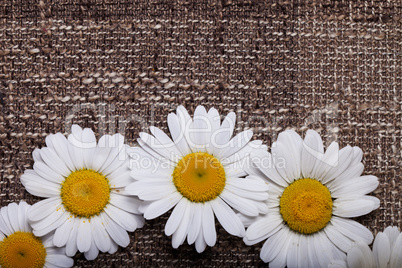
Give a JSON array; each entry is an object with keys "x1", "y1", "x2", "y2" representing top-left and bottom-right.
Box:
[
  {"x1": 372, "y1": 232, "x2": 391, "y2": 268},
  {"x1": 330, "y1": 175, "x2": 379, "y2": 198},
  {"x1": 390, "y1": 233, "x2": 402, "y2": 268},
  {"x1": 202, "y1": 202, "x2": 216, "y2": 247},
  {"x1": 104, "y1": 205, "x2": 138, "y2": 232},
  {"x1": 171, "y1": 200, "x2": 191, "y2": 248},
  {"x1": 210, "y1": 197, "x2": 245, "y2": 237},
  {"x1": 333, "y1": 196, "x2": 380, "y2": 218},
  {"x1": 301, "y1": 129, "x2": 324, "y2": 178},
  {"x1": 46, "y1": 254, "x2": 74, "y2": 267},
  {"x1": 100, "y1": 213, "x2": 130, "y2": 248},
  {"x1": 220, "y1": 189, "x2": 259, "y2": 217},
  {"x1": 324, "y1": 223, "x2": 353, "y2": 252},
  {"x1": 246, "y1": 212, "x2": 283, "y2": 241},
  {"x1": 165, "y1": 198, "x2": 187, "y2": 236},
  {"x1": 167, "y1": 113, "x2": 191, "y2": 156},
  {"x1": 65, "y1": 218, "x2": 79, "y2": 257},
  {"x1": 195, "y1": 227, "x2": 207, "y2": 253},
  {"x1": 28, "y1": 197, "x2": 62, "y2": 222},
  {"x1": 143, "y1": 192, "x2": 182, "y2": 220},
  {"x1": 83, "y1": 240, "x2": 99, "y2": 261},
  {"x1": 53, "y1": 219, "x2": 74, "y2": 247},
  {"x1": 91, "y1": 216, "x2": 112, "y2": 253},
  {"x1": 187, "y1": 203, "x2": 202, "y2": 245},
  {"x1": 330, "y1": 216, "x2": 373, "y2": 244}
]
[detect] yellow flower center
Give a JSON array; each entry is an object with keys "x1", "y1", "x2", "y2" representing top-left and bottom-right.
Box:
[
  {"x1": 279, "y1": 178, "x2": 333, "y2": 234},
  {"x1": 61, "y1": 169, "x2": 110, "y2": 218},
  {"x1": 173, "y1": 152, "x2": 226, "y2": 203},
  {"x1": 0, "y1": 231, "x2": 47, "y2": 268}
]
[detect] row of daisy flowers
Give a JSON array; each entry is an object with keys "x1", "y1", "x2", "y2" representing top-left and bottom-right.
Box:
[{"x1": 0, "y1": 105, "x2": 400, "y2": 268}]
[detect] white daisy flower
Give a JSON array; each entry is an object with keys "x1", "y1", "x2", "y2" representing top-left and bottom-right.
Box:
[
  {"x1": 329, "y1": 226, "x2": 402, "y2": 268},
  {"x1": 0, "y1": 201, "x2": 73, "y2": 268},
  {"x1": 125, "y1": 105, "x2": 269, "y2": 253},
  {"x1": 243, "y1": 129, "x2": 380, "y2": 267},
  {"x1": 20, "y1": 125, "x2": 145, "y2": 260}
]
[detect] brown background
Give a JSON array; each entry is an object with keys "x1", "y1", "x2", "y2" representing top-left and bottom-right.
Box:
[{"x1": 0, "y1": 0, "x2": 401, "y2": 267}]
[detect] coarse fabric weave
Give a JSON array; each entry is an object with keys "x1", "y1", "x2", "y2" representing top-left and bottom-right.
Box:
[{"x1": 0, "y1": 0, "x2": 401, "y2": 267}]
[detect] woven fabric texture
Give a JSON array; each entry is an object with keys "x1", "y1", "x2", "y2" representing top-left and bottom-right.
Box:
[{"x1": 0, "y1": 0, "x2": 401, "y2": 267}]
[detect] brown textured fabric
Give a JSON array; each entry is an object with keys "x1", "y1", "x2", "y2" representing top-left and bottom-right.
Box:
[{"x1": 0, "y1": 0, "x2": 401, "y2": 267}]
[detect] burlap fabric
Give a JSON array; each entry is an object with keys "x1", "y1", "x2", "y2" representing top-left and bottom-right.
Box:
[{"x1": 0, "y1": 0, "x2": 401, "y2": 267}]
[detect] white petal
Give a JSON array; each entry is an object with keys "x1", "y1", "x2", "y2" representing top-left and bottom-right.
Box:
[
  {"x1": 225, "y1": 183, "x2": 269, "y2": 201},
  {"x1": 167, "y1": 113, "x2": 191, "y2": 156},
  {"x1": 210, "y1": 197, "x2": 245, "y2": 237},
  {"x1": 39, "y1": 147, "x2": 71, "y2": 177},
  {"x1": 126, "y1": 180, "x2": 176, "y2": 201},
  {"x1": 205, "y1": 108, "x2": 221, "y2": 155},
  {"x1": 104, "y1": 205, "x2": 138, "y2": 232},
  {"x1": 324, "y1": 223, "x2": 353, "y2": 252},
  {"x1": 321, "y1": 146, "x2": 353, "y2": 183},
  {"x1": 216, "y1": 130, "x2": 253, "y2": 159},
  {"x1": 20, "y1": 172, "x2": 60, "y2": 198},
  {"x1": 220, "y1": 189, "x2": 259, "y2": 217},
  {"x1": 91, "y1": 135, "x2": 114, "y2": 171},
  {"x1": 249, "y1": 149, "x2": 288, "y2": 187},
  {"x1": 108, "y1": 169, "x2": 134, "y2": 188},
  {"x1": 17, "y1": 201, "x2": 31, "y2": 232},
  {"x1": 327, "y1": 163, "x2": 364, "y2": 189},
  {"x1": 33, "y1": 161, "x2": 65, "y2": 184},
  {"x1": 65, "y1": 218, "x2": 79, "y2": 257},
  {"x1": 226, "y1": 176, "x2": 269, "y2": 192},
  {"x1": 188, "y1": 105, "x2": 208, "y2": 152},
  {"x1": 286, "y1": 232, "x2": 300, "y2": 268},
  {"x1": 45, "y1": 254, "x2": 74, "y2": 267},
  {"x1": 28, "y1": 197, "x2": 62, "y2": 222},
  {"x1": 67, "y1": 139, "x2": 85, "y2": 170},
  {"x1": 202, "y1": 202, "x2": 216, "y2": 247},
  {"x1": 171, "y1": 200, "x2": 191, "y2": 248},
  {"x1": 81, "y1": 128, "x2": 97, "y2": 169},
  {"x1": 195, "y1": 227, "x2": 207, "y2": 253},
  {"x1": 347, "y1": 241, "x2": 375, "y2": 268},
  {"x1": 313, "y1": 230, "x2": 335, "y2": 267},
  {"x1": 301, "y1": 129, "x2": 324, "y2": 178},
  {"x1": 100, "y1": 213, "x2": 130, "y2": 247},
  {"x1": 274, "y1": 130, "x2": 303, "y2": 182},
  {"x1": 0, "y1": 207, "x2": 13, "y2": 236},
  {"x1": 98, "y1": 134, "x2": 126, "y2": 174},
  {"x1": 333, "y1": 196, "x2": 380, "y2": 218},
  {"x1": 225, "y1": 140, "x2": 263, "y2": 164},
  {"x1": 53, "y1": 219, "x2": 74, "y2": 247},
  {"x1": 224, "y1": 162, "x2": 247, "y2": 178},
  {"x1": 143, "y1": 192, "x2": 182, "y2": 220},
  {"x1": 91, "y1": 216, "x2": 111, "y2": 252},
  {"x1": 32, "y1": 211, "x2": 69, "y2": 237},
  {"x1": 139, "y1": 132, "x2": 177, "y2": 162},
  {"x1": 165, "y1": 198, "x2": 187, "y2": 236},
  {"x1": 187, "y1": 203, "x2": 202, "y2": 245},
  {"x1": 150, "y1": 126, "x2": 182, "y2": 157},
  {"x1": 311, "y1": 142, "x2": 339, "y2": 182},
  {"x1": 384, "y1": 226, "x2": 400, "y2": 249},
  {"x1": 330, "y1": 216, "x2": 373, "y2": 244},
  {"x1": 108, "y1": 240, "x2": 119, "y2": 254},
  {"x1": 330, "y1": 175, "x2": 379, "y2": 198},
  {"x1": 109, "y1": 193, "x2": 142, "y2": 214},
  {"x1": 390, "y1": 233, "x2": 402, "y2": 268},
  {"x1": 259, "y1": 226, "x2": 288, "y2": 262},
  {"x1": 245, "y1": 212, "x2": 283, "y2": 241},
  {"x1": 83, "y1": 239, "x2": 99, "y2": 260},
  {"x1": 373, "y1": 232, "x2": 391, "y2": 268},
  {"x1": 45, "y1": 133, "x2": 75, "y2": 171},
  {"x1": 211, "y1": 112, "x2": 235, "y2": 153},
  {"x1": 307, "y1": 234, "x2": 320, "y2": 267},
  {"x1": 6, "y1": 203, "x2": 20, "y2": 233}
]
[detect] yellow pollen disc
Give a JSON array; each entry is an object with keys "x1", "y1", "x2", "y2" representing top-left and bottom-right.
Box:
[
  {"x1": 173, "y1": 152, "x2": 226, "y2": 203},
  {"x1": 0, "y1": 231, "x2": 47, "y2": 268},
  {"x1": 279, "y1": 178, "x2": 333, "y2": 234},
  {"x1": 61, "y1": 169, "x2": 110, "y2": 218}
]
